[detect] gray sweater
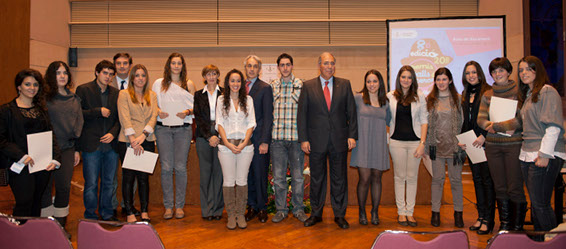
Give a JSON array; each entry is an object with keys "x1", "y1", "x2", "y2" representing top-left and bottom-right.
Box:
[
  {"x1": 47, "y1": 89, "x2": 84, "y2": 150},
  {"x1": 520, "y1": 85, "x2": 565, "y2": 156}
]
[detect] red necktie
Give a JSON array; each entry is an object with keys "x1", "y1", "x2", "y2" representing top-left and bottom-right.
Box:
[
  {"x1": 246, "y1": 80, "x2": 251, "y2": 94},
  {"x1": 324, "y1": 81, "x2": 331, "y2": 111}
]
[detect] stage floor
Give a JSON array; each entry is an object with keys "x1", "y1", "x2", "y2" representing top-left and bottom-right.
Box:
[{"x1": 0, "y1": 165, "x2": 559, "y2": 249}]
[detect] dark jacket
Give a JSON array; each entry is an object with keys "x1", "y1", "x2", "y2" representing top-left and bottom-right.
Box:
[
  {"x1": 297, "y1": 76, "x2": 358, "y2": 153},
  {"x1": 0, "y1": 99, "x2": 60, "y2": 168},
  {"x1": 194, "y1": 86, "x2": 223, "y2": 139},
  {"x1": 75, "y1": 80, "x2": 120, "y2": 152},
  {"x1": 248, "y1": 79, "x2": 273, "y2": 145}
]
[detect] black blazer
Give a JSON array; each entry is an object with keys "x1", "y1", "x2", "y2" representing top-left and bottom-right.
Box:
[
  {"x1": 194, "y1": 86, "x2": 223, "y2": 139},
  {"x1": 297, "y1": 76, "x2": 357, "y2": 153},
  {"x1": 0, "y1": 100, "x2": 60, "y2": 168},
  {"x1": 248, "y1": 79, "x2": 273, "y2": 145},
  {"x1": 75, "y1": 80, "x2": 120, "y2": 152}
]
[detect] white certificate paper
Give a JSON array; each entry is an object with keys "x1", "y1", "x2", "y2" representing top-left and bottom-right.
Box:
[
  {"x1": 489, "y1": 96, "x2": 518, "y2": 137},
  {"x1": 456, "y1": 130, "x2": 487, "y2": 164},
  {"x1": 122, "y1": 147, "x2": 159, "y2": 174},
  {"x1": 160, "y1": 101, "x2": 185, "y2": 126},
  {"x1": 27, "y1": 131, "x2": 52, "y2": 173}
]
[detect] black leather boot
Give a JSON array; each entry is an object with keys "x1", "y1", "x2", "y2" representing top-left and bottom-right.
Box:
[
  {"x1": 431, "y1": 211, "x2": 440, "y2": 227},
  {"x1": 454, "y1": 211, "x2": 464, "y2": 228},
  {"x1": 55, "y1": 216, "x2": 71, "y2": 239},
  {"x1": 511, "y1": 201, "x2": 527, "y2": 231},
  {"x1": 496, "y1": 199, "x2": 511, "y2": 231}
]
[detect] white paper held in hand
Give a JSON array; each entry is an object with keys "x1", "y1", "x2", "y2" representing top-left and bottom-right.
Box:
[
  {"x1": 27, "y1": 131, "x2": 52, "y2": 173},
  {"x1": 122, "y1": 147, "x2": 159, "y2": 174}
]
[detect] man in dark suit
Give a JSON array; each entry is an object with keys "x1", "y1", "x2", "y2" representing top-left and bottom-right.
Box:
[
  {"x1": 75, "y1": 60, "x2": 121, "y2": 221},
  {"x1": 298, "y1": 52, "x2": 357, "y2": 229},
  {"x1": 194, "y1": 65, "x2": 224, "y2": 220},
  {"x1": 243, "y1": 55, "x2": 274, "y2": 223}
]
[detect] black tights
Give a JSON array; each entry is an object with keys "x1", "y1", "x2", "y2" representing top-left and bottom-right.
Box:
[{"x1": 357, "y1": 168, "x2": 383, "y2": 216}]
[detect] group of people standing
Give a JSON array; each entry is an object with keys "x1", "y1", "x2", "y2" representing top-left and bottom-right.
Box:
[{"x1": 1, "y1": 51, "x2": 563, "y2": 236}]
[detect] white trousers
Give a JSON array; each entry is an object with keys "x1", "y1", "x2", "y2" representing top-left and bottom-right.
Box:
[
  {"x1": 389, "y1": 139, "x2": 422, "y2": 216},
  {"x1": 218, "y1": 144, "x2": 254, "y2": 187}
]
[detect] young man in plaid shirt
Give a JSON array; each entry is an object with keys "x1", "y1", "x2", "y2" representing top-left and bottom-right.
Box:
[{"x1": 269, "y1": 53, "x2": 307, "y2": 223}]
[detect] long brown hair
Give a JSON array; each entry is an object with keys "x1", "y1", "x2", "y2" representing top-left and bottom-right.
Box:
[
  {"x1": 44, "y1": 61, "x2": 73, "y2": 101},
  {"x1": 518, "y1": 55, "x2": 550, "y2": 104},
  {"x1": 127, "y1": 64, "x2": 151, "y2": 105},
  {"x1": 360, "y1": 69, "x2": 387, "y2": 106},
  {"x1": 461, "y1": 61, "x2": 489, "y2": 105},
  {"x1": 426, "y1": 67, "x2": 459, "y2": 111},
  {"x1": 393, "y1": 65, "x2": 419, "y2": 106},
  {"x1": 221, "y1": 69, "x2": 248, "y2": 117},
  {"x1": 161, "y1": 52, "x2": 188, "y2": 93}
]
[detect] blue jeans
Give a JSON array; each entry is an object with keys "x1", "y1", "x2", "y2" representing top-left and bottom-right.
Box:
[
  {"x1": 82, "y1": 149, "x2": 119, "y2": 220},
  {"x1": 270, "y1": 140, "x2": 305, "y2": 213},
  {"x1": 155, "y1": 125, "x2": 191, "y2": 209},
  {"x1": 521, "y1": 157, "x2": 563, "y2": 231}
]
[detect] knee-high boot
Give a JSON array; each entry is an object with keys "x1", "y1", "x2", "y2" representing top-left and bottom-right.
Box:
[
  {"x1": 497, "y1": 199, "x2": 511, "y2": 231},
  {"x1": 236, "y1": 185, "x2": 248, "y2": 229},
  {"x1": 511, "y1": 201, "x2": 527, "y2": 231},
  {"x1": 223, "y1": 187, "x2": 236, "y2": 230}
]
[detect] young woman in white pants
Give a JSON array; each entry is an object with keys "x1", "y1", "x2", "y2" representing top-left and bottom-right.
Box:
[{"x1": 216, "y1": 69, "x2": 256, "y2": 230}]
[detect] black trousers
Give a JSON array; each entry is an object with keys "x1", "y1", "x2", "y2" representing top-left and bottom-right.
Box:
[
  {"x1": 9, "y1": 166, "x2": 51, "y2": 217},
  {"x1": 469, "y1": 160, "x2": 496, "y2": 222},
  {"x1": 309, "y1": 144, "x2": 348, "y2": 218},
  {"x1": 41, "y1": 148, "x2": 75, "y2": 213},
  {"x1": 118, "y1": 141, "x2": 155, "y2": 214},
  {"x1": 247, "y1": 142, "x2": 270, "y2": 210},
  {"x1": 485, "y1": 143, "x2": 526, "y2": 203}
]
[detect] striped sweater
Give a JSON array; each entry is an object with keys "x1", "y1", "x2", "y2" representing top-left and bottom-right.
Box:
[{"x1": 476, "y1": 80, "x2": 522, "y2": 144}]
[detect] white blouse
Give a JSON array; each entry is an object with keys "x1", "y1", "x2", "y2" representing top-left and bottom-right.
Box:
[
  {"x1": 215, "y1": 95, "x2": 256, "y2": 140},
  {"x1": 152, "y1": 78, "x2": 194, "y2": 124}
]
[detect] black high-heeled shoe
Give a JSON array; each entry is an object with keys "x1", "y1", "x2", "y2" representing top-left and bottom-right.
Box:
[
  {"x1": 477, "y1": 219, "x2": 494, "y2": 235},
  {"x1": 469, "y1": 218, "x2": 482, "y2": 231},
  {"x1": 359, "y1": 211, "x2": 368, "y2": 225},
  {"x1": 370, "y1": 211, "x2": 380, "y2": 225}
]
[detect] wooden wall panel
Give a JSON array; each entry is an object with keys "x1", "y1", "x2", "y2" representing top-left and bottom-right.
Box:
[
  {"x1": 219, "y1": 22, "x2": 329, "y2": 46},
  {"x1": 330, "y1": 0, "x2": 440, "y2": 20},
  {"x1": 71, "y1": 1, "x2": 108, "y2": 22},
  {"x1": 0, "y1": 0, "x2": 30, "y2": 104},
  {"x1": 218, "y1": 0, "x2": 328, "y2": 21},
  {"x1": 330, "y1": 21, "x2": 386, "y2": 45},
  {"x1": 109, "y1": 0, "x2": 217, "y2": 22},
  {"x1": 109, "y1": 23, "x2": 218, "y2": 47}
]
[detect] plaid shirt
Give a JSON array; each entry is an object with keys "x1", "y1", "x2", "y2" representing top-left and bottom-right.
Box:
[{"x1": 270, "y1": 75, "x2": 303, "y2": 141}]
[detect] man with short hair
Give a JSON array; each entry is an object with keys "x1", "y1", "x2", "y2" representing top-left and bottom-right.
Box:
[
  {"x1": 243, "y1": 55, "x2": 274, "y2": 223},
  {"x1": 111, "y1": 53, "x2": 132, "y2": 90},
  {"x1": 298, "y1": 52, "x2": 357, "y2": 229},
  {"x1": 110, "y1": 52, "x2": 139, "y2": 217},
  {"x1": 76, "y1": 60, "x2": 121, "y2": 221},
  {"x1": 269, "y1": 53, "x2": 307, "y2": 223}
]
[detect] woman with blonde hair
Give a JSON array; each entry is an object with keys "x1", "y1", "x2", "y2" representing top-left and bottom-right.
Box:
[{"x1": 117, "y1": 64, "x2": 158, "y2": 223}]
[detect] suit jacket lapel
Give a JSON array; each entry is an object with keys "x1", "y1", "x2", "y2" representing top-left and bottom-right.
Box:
[
  {"x1": 248, "y1": 80, "x2": 259, "y2": 97},
  {"x1": 330, "y1": 78, "x2": 339, "y2": 112}
]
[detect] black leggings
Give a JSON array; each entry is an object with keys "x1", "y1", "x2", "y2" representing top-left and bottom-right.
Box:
[
  {"x1": 357, "y1": 167, "x2": 383, "y2": 216},
  {"x1": 118, "y1": 141, "x2": 155, "y2": 215}
]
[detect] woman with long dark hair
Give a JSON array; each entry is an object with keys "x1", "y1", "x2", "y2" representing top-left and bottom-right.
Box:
[
  {"x1": 117, "y1": 64, "x2": 158, "y2": 223},
  {"x1": 40, "y1": 61, "x2": 83, "y2": 232},
  {"x1": 387, "y1": 65, "x2": 428, "y2": 227},
  {"x1": 0, "y1": 69, "x2": 60, "y2": 218},
  {"x1": 425, "y1": 67, "x2": 464, "y2": 228},
  {"x1": 152, "y1": 52, "x2": 196, "y2": 220},
  {"x1": 460, "y1": 61, "x2": 496, "y2": 234},
  {"x1": 477, "y1": 57, "x2": 526, "y2": 231},
  {"x1": 216, "y1": 69, "x2": 256, "y2": 230},
  {"x1": 517, "y1": 55, "x2": 565, "y2": 233},
  {"x1": 350, "y1": 69, "x2": 390, "y2": 225}
]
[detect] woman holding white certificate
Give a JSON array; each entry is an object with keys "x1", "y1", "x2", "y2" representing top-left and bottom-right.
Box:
[
  {"x1": 517, "y1": 55, "x2": 565, "y2": 234},
  {"x1": 117, "y1": 64, "x2": 158, "y2": 223},
  {"x1": 477, "y1": 57, "x2": 526, "y2": 232},
  {"x1": 152, "y1": 53, "x2": 196, "y2": 220},
  {"x1": 216, "y1": 69, "x2": 256, "y2": 230},
  {"x1": 0, "y1": 69, "x2": 60, "y2": 218},
  {"x1": 460, "y1": 61, "x2": 495, "y2": 234}
]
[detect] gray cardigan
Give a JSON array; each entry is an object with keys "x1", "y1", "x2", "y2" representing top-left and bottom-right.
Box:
[{"x1": 520, "y1": 85, "x2": 566, "y2": 157}]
